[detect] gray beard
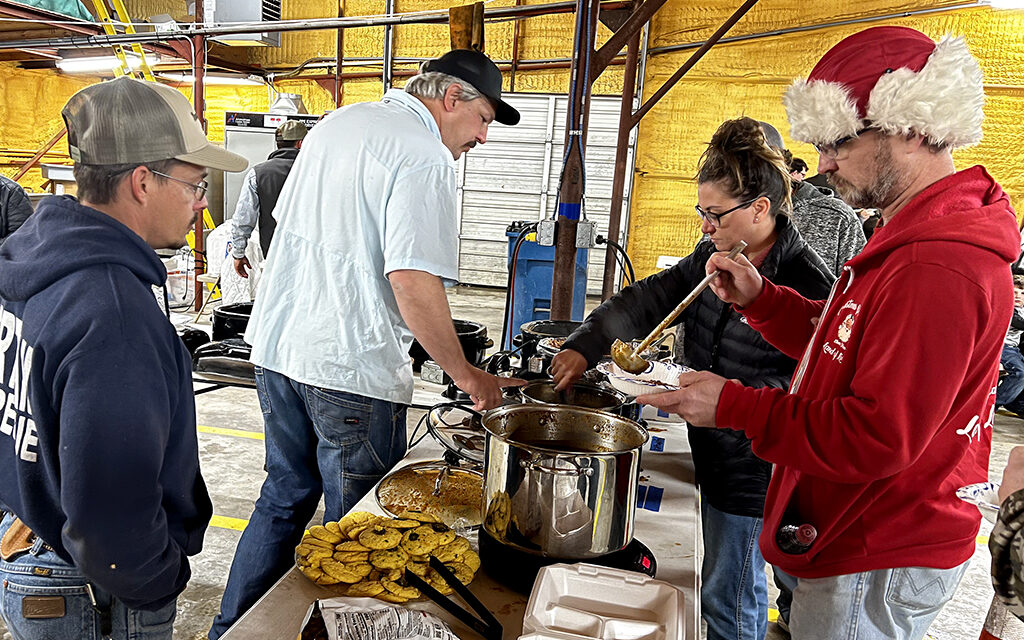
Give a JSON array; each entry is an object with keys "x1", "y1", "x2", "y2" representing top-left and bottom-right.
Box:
[{"x1": 830, "y1": 140, "x2": 905, "y2": 210}]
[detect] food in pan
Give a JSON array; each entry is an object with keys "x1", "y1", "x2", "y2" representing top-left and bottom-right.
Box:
[
  {"x1": 376, "y1": 465, "x2": 483, "y2": 528},
  {"x1": 295, "y1": 512, "x2": 478, "y2": 602}
]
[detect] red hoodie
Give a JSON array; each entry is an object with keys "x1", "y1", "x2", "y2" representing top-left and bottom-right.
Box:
[{"x1": 717, "y1": 166, "x2": 1019, "y2": 578}]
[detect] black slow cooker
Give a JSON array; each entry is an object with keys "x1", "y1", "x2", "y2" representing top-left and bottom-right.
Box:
[{"x1": 409, "y1": 319, "x2": 493, "y2": 372}]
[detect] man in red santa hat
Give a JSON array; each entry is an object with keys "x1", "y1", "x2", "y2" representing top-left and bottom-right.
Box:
[{"x1": 638, "y1": 26, "x2": 1019, "y2": 640}]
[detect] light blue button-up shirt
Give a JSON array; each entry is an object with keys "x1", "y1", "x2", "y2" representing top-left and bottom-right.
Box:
[{"x1": 245, "y1": 89, "x2": 459, "y2": 404}]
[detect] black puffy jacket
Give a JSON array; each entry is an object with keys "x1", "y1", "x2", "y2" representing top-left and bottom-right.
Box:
[{"x1": 563, "y1": 214, "x2": 834, "y2": 517}]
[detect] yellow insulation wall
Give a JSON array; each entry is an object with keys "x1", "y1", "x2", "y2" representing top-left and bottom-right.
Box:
[
  {"x1": 0, "y1": 64, "x2": 95, "y2": 189},
  {"x1": 0, "y1": 0, "x2": 1020, "y2": 280},
  {"x1": 632, "y1": 2, "x2": 1024, "y2": 277}
]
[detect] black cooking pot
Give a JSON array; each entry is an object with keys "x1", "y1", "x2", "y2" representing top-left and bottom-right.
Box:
[
  {"x1": 409, "y1": 319, "x2": 493, "y2": 372},
  {"x1": 514, "y1": 320, "x2": 581, "y2": 360},
  {"x1": 212, "y1": 302, "x2": 253, "y2": 341}
]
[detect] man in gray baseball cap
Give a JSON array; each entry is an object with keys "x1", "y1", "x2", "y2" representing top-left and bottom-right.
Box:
[
  {"x1": 230, "y1": 119, "x2": 309, "y2": 281},
  {"x1": 0, "y1": 76, "x2": 245, "y2": 640}
]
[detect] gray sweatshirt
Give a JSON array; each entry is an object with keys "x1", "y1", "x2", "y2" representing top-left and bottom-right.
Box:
[{"x1": 789, "y1": 180, "x2": 867, "y2": 278}]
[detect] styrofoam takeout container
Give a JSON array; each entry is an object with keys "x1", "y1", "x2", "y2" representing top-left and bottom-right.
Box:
[{"x1": 519, "y1": 563, "x2": 686, "y2": 640}]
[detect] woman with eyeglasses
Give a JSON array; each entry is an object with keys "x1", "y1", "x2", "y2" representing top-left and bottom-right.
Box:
[{"x1": 550, "y1": 116, "x2": 834, "y2": 640}]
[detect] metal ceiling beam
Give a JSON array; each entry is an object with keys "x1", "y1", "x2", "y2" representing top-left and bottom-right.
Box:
[
  {"x1": 0, "y1": 0, "x2": 630, "y2": 51},
  {"x1": 589, "y1": 0, "x2": 665, "y2": 77},
  {"x1": 631, "y1": 0, "x2": 758, "y2": 127},
  {"x1": 0, "y1": 0, "x2": 179, "y2": 60}
]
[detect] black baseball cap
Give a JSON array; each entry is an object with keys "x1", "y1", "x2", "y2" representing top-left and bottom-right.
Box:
[{"x1": 422, "y1": 49, "x2": 520, "y2": 126}]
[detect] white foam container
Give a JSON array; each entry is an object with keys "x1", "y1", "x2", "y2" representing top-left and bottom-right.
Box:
[{"x1": 519, "y1": 563, "x2": 686, "y2": 640}]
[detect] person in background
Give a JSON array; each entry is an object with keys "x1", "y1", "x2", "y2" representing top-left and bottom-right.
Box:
[
  {"x1": 997, "y1": 274, "x2": 1024, "y2": 417},
  {"x1": 0, "y1": 174, "x2": 34, "y2": 244},
  {"x1": 550, "y1": 117, "x2": 833, "y2": 640},
  {"x1": 638, "y1": 27, "x2": 1018, "y2": 640},
  {"x1": 762, "y1": 121, "x2": 866, "y2": 279},
  {"x1": 0, "y1": 77, "x2": 247, "y2": 640},
  {"x1": 992, "y1": 446, "x2": 1024, "y2": 620},
  {"x1": 788, "y1": 155, "x2": 808, "y2": 182},
  {"x1": 804, "y1": 171, "x2": 834, "y2": 192},
  {"x1": 209, "y1": 49, "x2": 525, "y2": 639},
  {"x1": 230, "y1": 119, "x2": 306, "y2": 279}
]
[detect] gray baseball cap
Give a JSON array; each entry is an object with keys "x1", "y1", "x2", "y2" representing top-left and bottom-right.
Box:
[
  {"x1": 276, "y1": 120, "x2": 307, "y2": 141},
  {"x1": 62, "y1": 77, "x2": 248, "y2": 172}
]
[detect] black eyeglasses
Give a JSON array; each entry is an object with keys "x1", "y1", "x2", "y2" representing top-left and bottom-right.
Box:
[
  {"x1": 814, "y1": 127, "x2": 872, "y2": 159},
  {"x1": 151, "y1": 170, "x2": 209, "y2": 201},
  {"x1": 695, "y1": 195, "x2": 763, "y2": 227}
]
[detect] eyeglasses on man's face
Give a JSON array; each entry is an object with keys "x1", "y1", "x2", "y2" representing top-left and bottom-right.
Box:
[
  {"x1": 695, "y1": 195, "x2": 763, "y2": 228},
  {"x1": 150, "y1": 170, "x2": 209, "y2": 201},
  {"x1": 814, "y1": 127, "x2": 873, "y2": 160}
]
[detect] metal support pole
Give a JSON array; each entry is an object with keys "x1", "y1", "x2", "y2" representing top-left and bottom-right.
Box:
[
  {"x1": 335, "y1": 1, "x2": 343, "y2": 107},
  {"x1": 600, "y1": 29, "x2": 640, "y2": 300},
  {"x1": 192, "y1": 4, "x2": 207, "y2": 312},
  {"x1": 509, "y1": 0, "x2": 522, "y2": 92},
  {"x1": 382, "y1": 0, "x2": 394, "y2": 92},
  {"x1": 550, "y1": 0, "x2": 599, "y2": 321}
]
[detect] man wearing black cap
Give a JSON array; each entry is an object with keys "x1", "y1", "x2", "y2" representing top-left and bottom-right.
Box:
[
  {"x1": 209, "y1": 49, "x2": 523, "y2": 638},
  {"x1": 0, "y1": 76, "x2": 247, "y2": 639}
]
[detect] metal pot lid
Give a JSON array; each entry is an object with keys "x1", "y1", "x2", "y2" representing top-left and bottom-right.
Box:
[
  {"x1": 375, "y1": 460, "x2": 483, "y2": 530},
  {"x1": 424, "y1": 402, "x2": 487, "y2": 465}
]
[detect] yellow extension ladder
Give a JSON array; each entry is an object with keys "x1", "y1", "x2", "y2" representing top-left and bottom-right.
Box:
[{"x1": 89, "y1": 0, "x2": 155, "y2": 80}]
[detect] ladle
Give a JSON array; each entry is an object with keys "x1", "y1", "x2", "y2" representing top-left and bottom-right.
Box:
[{"x1": 610, "y1": 241, "x2": 748, "y2": 374}]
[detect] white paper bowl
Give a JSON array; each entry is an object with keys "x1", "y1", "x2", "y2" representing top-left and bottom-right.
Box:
[
  {"x1": 596, "y1": 360, "x2": 687, "y2": 397},
  {"x1": 956, "y1": 482, "x2": 1001, "y2": 523}
]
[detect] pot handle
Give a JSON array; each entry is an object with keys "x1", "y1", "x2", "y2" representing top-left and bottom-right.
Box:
[{"x1": 519, "y1": 458, "x2": 594, "y2": 477}]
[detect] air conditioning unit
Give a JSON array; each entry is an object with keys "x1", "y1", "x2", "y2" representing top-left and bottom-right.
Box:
[{"x1": 201, "y1": 0, "x2": 281, "y2": 47}]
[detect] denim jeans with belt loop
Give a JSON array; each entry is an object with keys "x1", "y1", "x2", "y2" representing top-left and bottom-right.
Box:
[
  {"x1": 0, "y1": 512, "x2": 177, "y2": 640},
  {"x1": 209, "y1": 366, "x2": 408, "y2": 639}
]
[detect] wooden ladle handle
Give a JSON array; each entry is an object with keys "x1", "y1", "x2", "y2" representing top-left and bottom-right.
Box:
[{"x1": 629, "y1": 241, "x2": 748, "y2": 358}]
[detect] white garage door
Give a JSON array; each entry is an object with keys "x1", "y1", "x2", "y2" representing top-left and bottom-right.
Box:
[{"x1": 455, "y1": 94, "x2": 637, "y2": 296}]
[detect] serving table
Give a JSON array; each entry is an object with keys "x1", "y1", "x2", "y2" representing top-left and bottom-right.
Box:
[{"x1": 220, "y1": 383, "x2": 701, "y2": 640}]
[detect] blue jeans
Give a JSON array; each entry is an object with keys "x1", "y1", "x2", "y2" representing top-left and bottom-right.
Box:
[
  {"x1": 789, "y1": 561, "x2": 969, "y2": 640},
  {"x1": 774, "y1": 566, "x2": 797, "y2": 624},
  {"x1": 0, "y1": 513, "x2": 177, "y2": 640},
  {"x1": 998, "y1": 345, "x2": 1024, "y2": 406},
  {"x1": 209, "y1": 367, "x2": 407, "y2": 639},
  {"x1": 700, "y1": 501, "x2": 768, "y2": 640}
]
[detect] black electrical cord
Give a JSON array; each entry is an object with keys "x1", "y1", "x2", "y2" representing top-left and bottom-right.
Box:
[{"x1": 597, "y1": 235, "x2": 636, "y2": 286}]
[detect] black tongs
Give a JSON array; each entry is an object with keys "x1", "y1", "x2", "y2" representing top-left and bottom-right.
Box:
[{"x1": 404, "y1": 556, "x2": 502, "y2": 640}]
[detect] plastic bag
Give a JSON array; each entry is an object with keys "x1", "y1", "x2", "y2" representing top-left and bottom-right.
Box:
[{"x1": 299, "y1": 597, "x2": 459, "y2": 640}]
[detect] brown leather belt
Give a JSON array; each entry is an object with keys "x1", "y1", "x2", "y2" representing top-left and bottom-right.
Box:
[{"x1": 1, "y1": 516, "x2": 52, "y2": 561}]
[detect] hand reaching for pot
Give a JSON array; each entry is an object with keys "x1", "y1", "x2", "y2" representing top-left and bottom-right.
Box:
[{"x1": 551, "y1": 349, "x2": 588, "y2": 391}]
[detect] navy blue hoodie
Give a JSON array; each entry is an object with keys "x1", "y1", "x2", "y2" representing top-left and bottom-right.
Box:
[{"x1": 0, "y1": 195, "x2": 212, "y2": 610}]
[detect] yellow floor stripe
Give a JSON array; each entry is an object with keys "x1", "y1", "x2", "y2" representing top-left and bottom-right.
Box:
[
  {"x1": 768, "y1": 608, "x2": 779, "y2": 622},
  {"x1": 197, "y1": 425, "x2": 264, "y2": 441},
  {"x1": 210, "y1": 515, "x2": 249, "y2": 531}
]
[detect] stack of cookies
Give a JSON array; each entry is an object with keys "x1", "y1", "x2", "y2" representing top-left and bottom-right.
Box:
[{"x1": 296, "y1": 511, "x2": 480, "y2": 604}]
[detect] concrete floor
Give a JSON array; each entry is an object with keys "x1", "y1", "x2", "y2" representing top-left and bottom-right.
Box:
[{"x1": 0, "y1": 285, "x2": 1011, "y2": 639}]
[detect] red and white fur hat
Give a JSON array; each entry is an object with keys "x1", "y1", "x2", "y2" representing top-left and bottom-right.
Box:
[{"x1": 784, "y1": 26, "x2": 984, "y2": 150}]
